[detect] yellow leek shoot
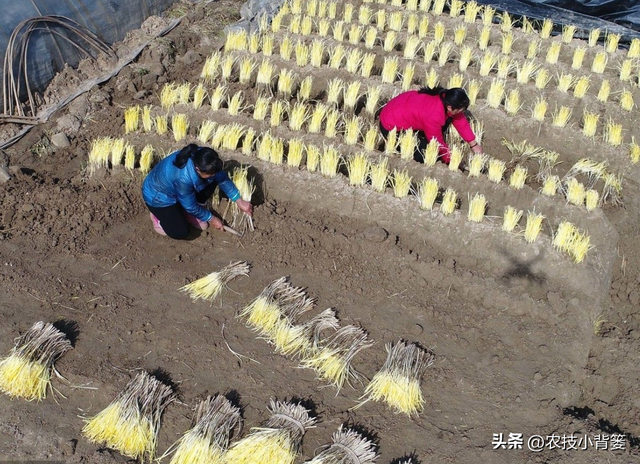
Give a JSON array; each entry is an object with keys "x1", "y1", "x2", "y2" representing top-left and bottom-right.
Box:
[
  {"x1": 279, "y1": 34, "x2": 293, "y2": 61},
  {"x1": 572, "y1": 46, "x2": 586, "y2": 69},
  {"x1": 620, "y1": 89, "x2": 635, "y2": 111},
  {"x1": 619, "y1": 59, "x2": 634, "y2": 81},
  {"x1": 239, "y1": 57, "x2": 256, "y2": 84},
  {"x1": 438, "y1": 42, "x2": 454, "y2": 67},
  {"x1": 532, "y1": 97, "x2": 548, "y2": 121},
  {"x1": 425, "y1": 67, "x2": 439, "y2": 88},
  {"x1": 348, "y1": 24, "x2": 362, "y2": 45},
  {"x1": 417, "y1": 177, "x2": 438, "y2": 210},
  {"x1": 509, "y1": 165, "x2": 527, "y2": 189},
  {"x1": 164, "y1": 395, "x2": 241, "y2": 464},
  {"x1": 500, "y1": 11, "x2": 514, "y2": 32},
  {"x1": 630, "y1": 137, "x2": 640, "y2": 163},
  {"x1": 450, "y1": 0, "x2": 464, "y2": 17},
  {"x1": 343, "y1": 116, "x2": 361, "y2": 145},
  {"x1": 220, "y1": 55, "x2": 234, "y2": 81},
  {"x1": 605, "y1": 32, "x2": 621, "y2": 53},
  {"x1": 0, "y1": 321, "x2": 71, "y2": 401},
  {"x1": 253, "y1": 96, "x2": 271, "y2": 121},
  {"x1": 249, "y1": 31, "x2": 260, "y2": 54},
  {"x1": 124, "y1": 143, "x2": 135, "y2": 170},
  {"x1": 565, "y1": 177, "x2": 586, "y2": 205},
  {"x1": 364, "y1": 125, "x2": 379, "y2": 151},
  {"x1": 124, "y1": 106, "x2": 140, "y2": 134},
  {"x1": 242, "y1": 128, "x2": 256, "y2": 156},
  {"x1": 325, "y1": 110, "x2": 340, "y2": 138},
  {"x1": 289, "y1": 102, "x2": 309, "y2": 131},
  {"x1": 155, "y1": 115, "x2": 168, "y2": 135},
  {"x1": 82, "y1": 372, "x2": 175, "y2": 463},
  {"x1": 360, "y1": 52, "x2": 376, "y2": 78},
  {"x1": 553, "y1": 220, "x2": 577, "y2": 252},
  {"x1": 383, "y1": 31, "x2": 398, "y2": 53},
  {"x1": 176, "y1": 83, "x2": 191, "y2": 105},
  {"x1": 448, "y1": 144, "x2": 464, "y2": 171},
  {"x1": 160, "y1": 83, "x2": 178, "y2": 110},
  {"x1": 434, "y1": 21, "x2": 445, "y2": 43},
  {"x1": 344, "y1": 81, "x2": 362, "y2": 113},
  {"x1": 318, "y1": 18, "x2": 330, "y2": 36},
  {"x1": 467, "y1": 79, "x2": 481, "y2": 106},
  {"x1": 424, "y1": 138, "x2": 440, "y2": 166},
  {"x1": 423, "y1": 40, "x2": 438, "y2": 62},
  {"x1": 171, "y1": 114, "x2": 189, "y2": 142},
  {"x1": 573, "y1": 76, "x2": 590, "y2": 98},
  {"x1": 227, "y1": 91, "x2": 244, "y2": 116},
  {"x1": 295, "y1": 41, "x2": 310, "y2": 67},
  {"x1": 591, "y1": 51, "x2": 607, "y2": 73},
  {"x1": 504, "y1": 88, "x2": 521, "y2": 115},
  {"x1": 262, "y1": 34, "x2": 274, "y2": 56},
  {"x1": 569, "y1": 230, "x2": 592, "y2": 264},
  {"x1": 516, "y1": 60, "x2": 538, "y2": 84},
  {"x1": 496, "y1": 56, "x2": 514, "y2": 79},
  {"x1": 418, "y1": 16, "x2": 429, "y2": 38},
  {"x1": 320, "y1": 145, "x2": 340, "y2": 177},
  {"x1": 523, "y1": 211, "x2": 544, "y2": 243},
  {"x1": 557, "y1": 72, "x2": 575, "y2": 92},
  {"x1": 381, "y1": 56, "x2": 399, "y2": 83},
  {"x1": 391, "y1": 169, "x2": 411, "y2": 198},
  {"x1": 465, "y1": 0, "x2": 481, "y2": 23},
  {"x1": 479, "y1": 50, "x2": 498, "y2": 76},
  {"x1": 588, "y1": 28, "x2": 600, "y2": 47},
  {"x1": 139, "y1": 145, "x2": 154, "y2": 174},
  {"x1": 345, "y1": 48, "x2": 363, "y2": 74},
  {"x1": 309, "y1": 103, "x2": 328, "y2": 133},
  {"x1": 181, "y1": 262, "x2": 251, "y2": 302},
  {"x1": 582, "y1": 110, "x2": 599, "y2": 137},
  {"x1": 364, "y1": 27, "x2": 377, "y2": 49},
  {"x1": 370, "y1": 158, "x2": 389, "y2": 192},
  {"x1": 487, "y1": 79, "x2": 505, "y2": 108},
  {"x1": 478, "y1": 26, "x2": 491, "y2": 51},
  {"x1": 201, "y1": 52, "x2": 221, "y2": 82},
  {"x1": 407, "y1": 13, "x2": 418, "y2": 34},
  {"x1": 628, "y1": 38, "x2": 640, "y2": 58},
  {"x1": 459, "y1": 45, "x2": 474, "y2": 71},
  {"x1": 224, "y1": 29, "x2": 248, "y2": 52},
  {"x1": 404, "y1": 36, "x2": 422, "y2": 59},
  {"x1": 301, "y1": 16, "x2": 313, "y2": 35},
  {"x1": 344, "y1": 3, "x2": 354, "y2": 22},
  {"x1": 597, "y1": 79, "x2": 610, "y2": 102},
  {"x1": 454, "y1": 25, "x2": 467, "y2": 46},
  {"x1": 540, "y1": 18, "x2": 553, "y2": 39},
  {"x1": 326, "y1": 78, "x2": 343, "y2": 106},
  {"x1": 306, "y1": 144, "x2": 321, "y2": 172},
  {"x1": 298, "y1": 76, "x2": 313, "y2": 101},
  {"x1": 192, "y1": 83, "x2": 207, "y2": 109},
  {"x1": 502, "y1": 206, "x2": 523, "y2": 232},
  {"x1": 539, "y1": 175, "x2": 558, "y2": 196},
  {"x1": 328, "y1": 44, "x2": 345, "y2": 69},
  {"x1": 603, "y1": 119, "x2": 623, "y2": 146},
  {"x1": 447, "y1": 72, "x2": 463, "y2": 89},
  {"x1": 270, "y1": 137, "x2": 285, "y2": 165},
  {"x1": 585, "y1": 189, "x2": 599, "y2": 211},
  {"x1": 481, "y1": 5, "x2": 495, "y2": 25},
  {"x1": 332, "y1": 20, "x2": 345, "y2": 42},
  {"x1": 441, "y1": 188, "x2": 457, "y2": 215},
  {"x1": 359, "y1": 5, "x2": 372, "y2": 24},
  {"x1": 210, "y1": 85, "x2": 227, "y2": 111},
  {"x1": 467, "y1": 193, "x2": 487, "y2": 222},
  {"x1": 433, "y1": 0, "x2": 446, "y2": 15},
  {"x1": 384, "y1": 128, "x2": 397, "y2": 154},
  {"x1": 487, "y1": 158, "x2": 506, "y2": 183},
  {"x1": 310, "y1": 40, "x2": 324, "y2": 67},
  {"x1": 110, "y1": 137, "x2": 125, "y2": 167},
  {"x1": 277, "y1": 68, "x2": 296, "y2": 99},
  {"x1": 398, "y1": 129, "x2": 417, "y2": 160},
  {"x1": 141, "y1": 105, "x2": 153, "y2": 132},
  {"x1": 501, "y1": 32, "x2": 515, "y2": 54},
  {"x1": 561, "y1": 24, "x2": 576, "y2": 43},
  {"x1": 347, "y1": 152, "x2": 371, "y2": 186},
  {"x1": 527, "y1": 39, "x2": 540, "y2": 59},
  {"x1": 257, "y1": 133, "x2": 273, "y2": 162},
  {"x1": 468, "y1": 153, "x2": 487, "y2": 177},
  {"x1": 545, "y1": 42, "x2": 561, "y2": 64},
  {"x1": 551, "y1": 106, "x2": 572, "y2": 127}
]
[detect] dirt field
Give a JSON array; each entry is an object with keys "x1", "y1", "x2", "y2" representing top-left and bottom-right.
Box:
[{"x1": 1, "y1": 0, "x2": 640, "y2": 463}]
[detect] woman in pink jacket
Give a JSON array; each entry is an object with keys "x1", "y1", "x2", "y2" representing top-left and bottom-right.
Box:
[{"x1": 379, "y1": 87, "x2": 483, "y2": 164}]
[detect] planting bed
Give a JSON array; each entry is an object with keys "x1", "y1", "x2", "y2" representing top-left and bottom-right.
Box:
[{"x1": 1, "y1": 0, "x2": 640, "y2": 463}]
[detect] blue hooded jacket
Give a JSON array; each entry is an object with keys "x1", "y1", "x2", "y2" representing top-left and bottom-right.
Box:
[{"x1": 142, "y1": 151, "x2": 240, "y2": 222}]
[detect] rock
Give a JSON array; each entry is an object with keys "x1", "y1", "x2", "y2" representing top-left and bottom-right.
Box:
[
  {"x1": 363, "y1": 226, "x2": 388, "y2": 243},
  {"x1": 178, "y1": 50, "x2": 202, "y2": 67},
  {"x1": 50, "y1": 132, "x2": 70, "y2": 148},
  {"x1": 142, "y1": 72, "x2": 159, "y2": 87},
  {"x1": 133, "y1": 90, "x2": 150, "y2": 100},
  {"x1": 0, "y1": 167, "x2": 10, "y2": 184},
  {"x1": 89, "y1": 90, "x2": 109, "y2": 104},
  {"x1": 56, "y1": 114, "x2": 81, "y2": 134}
]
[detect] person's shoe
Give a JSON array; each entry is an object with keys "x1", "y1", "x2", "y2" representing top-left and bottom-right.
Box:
[
  {"x1": 150, "y1": 213, "x2": 166, "y2": 236},
  {"x1": 183, "y1": 212, "x2": 209, "y2": 230}
]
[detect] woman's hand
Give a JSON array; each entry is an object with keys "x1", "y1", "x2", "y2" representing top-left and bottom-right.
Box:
[
  {"x1": 208, "y1": 216, "x2": 225, "y2": 231},
  {"x1": 236, "y1": 199, "x2": 253, "y2": 216},
  {"x1": 470, "y1": 143, "x2": 483, "y2": 154}
]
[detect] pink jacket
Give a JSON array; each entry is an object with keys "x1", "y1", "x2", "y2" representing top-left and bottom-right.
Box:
[{"x1": 379, "y1": 90, "x2": 476, "y2": 162}]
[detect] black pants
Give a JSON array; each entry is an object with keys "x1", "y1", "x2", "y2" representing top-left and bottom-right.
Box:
[
  {"x1": 146, "y1": 183, "x2": 217, "y2": 240},
  {"x1": 379, "y1": 121, "x2": 428, "y2": 163}
]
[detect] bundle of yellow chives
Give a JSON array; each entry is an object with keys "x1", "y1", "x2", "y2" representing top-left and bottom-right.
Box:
[
  {"x1": 564, "y1": 178, "x2": 586, "y2": 206},
  {"x1": 224, "y1": 400, "x2": 315, "y2": 464},
  {"x1": 468, "y1": 153, "x2": 486, "y2": 177},
  {"x1": 553, "y1": 220, "x2": 577, "y2": 252},
  {"x1": 399, "y1": 130, "x2": 417, "y2": 160},
  {"x1": 523, "y1": 211, "x2": 544, "y2": 243},
  {"x1": 164, "y1": 395, "x2": 241, "y2": 464},
  {"x1": 320, "y1": 145, "x2": 340, "y2": 178},
  {"x1": 110, "y1": 138, "x2": 126, "y2": 167},
  {"x1": 172, "y1": 114, "x2": 189, "y2": 142},
  {"x1": 391, "y1": 169, "x2": 412, "y2": 198},
  {"x1": 448, "y1": 144, "x2": 464, "y2": 171},
  {"x1": 88, "y1": 136, "x2": 113, "y2": 173},
  {"x1": 306, "y1": 145, "x2": 321, "y2": 172},
  {"x1": 502, "y1": 206, "x2": 523, "y2": 233},
  {"x1": 629, "y1": 138, "x2": 640, "y2": 164},
  {"x1": 0, "y1": 321, "x2": 72, "y2": 401},
  {"x1": 180, "y1": 262, "x2": 251, "y2": 302},
  {"x1": 364, "y1": 125, "x2": 379, "y2": 151},
  {"x1": 141, "y1": 105, "x2": 153, "y2": 132},
  {"x1": 156, "y1": 115, "x2": 168, "y2": 135},
  {"x1": 301, "y1": 325, "x2": 373, "y2": 391},
  {"x1": 424, "y1": 138, "x2": 440, "y2": 166},
  {"x1": 124, "y1": 106, "x2": 140, "y2": 134},
  {"x1": 124, "y1": 143, "x2": 136, "y2": 171},
  {"x1": 287, "y1": 139, "x2": 305, "y2": 168},
  {"x1": 370, "y1": 158, "x2": 389, "y2": 193},
  {"x1": 176, "y1": 83, "x2": 191, "y2": 105},
  {"x1": 82, "y1": 372, "x2": 175, "y2": 463},
  {"x1": 418, "y1": 177, "x2": 438, "y2": 210},
  {"x1": 509, "y1": 166, "x2": 527, "y2": 189},
  {"x1": 139, "y1": 145, "x2": 154, "y2": 174},
  {"x1": 160, "y1": 83, "x2": 179, "y2": 109},
  {"x1": 440, "y1": 188, "x2": 457, "y2": 215},
  {"x1": 585, "y1": 190, "x2": 599, "y2": 211},
  {"x1": 304, "y1": 426, "x2": 378, "y2": 463},
  {"x1": 359, "y1": 341, "x2": 434, "y2": 415},
  {"x1": 487, "y1": 158, "x2": 505, "y2": 183},
  {"x1": 569, "y1": 230, "x2": 592, "y2": 263},
  {"x1": 347, "y1": 152, "x2": 371, "y2": 187},
  {"x1": 468, "y1": 193, "x2": 487, "y2": 222}
]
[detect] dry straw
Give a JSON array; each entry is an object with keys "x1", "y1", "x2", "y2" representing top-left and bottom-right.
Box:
[
  {"x1": 82, "y1": 372, "x2": 175, "y2": 462},
  {"x1": 304, "y1": 426, "x2": 378, "y2": 464},
  {"x1": 0, "y1": 321, "x2": 72, "y2": 401},
  {"x1": 164, "y1": 395, "x2": 241, "y2": 464},
  {"x1": 180, "y1": 262, "x2": 251, "y2": 302},
  {"x1": 224, "y1": 399, "x2": 315, "y2": 464}
]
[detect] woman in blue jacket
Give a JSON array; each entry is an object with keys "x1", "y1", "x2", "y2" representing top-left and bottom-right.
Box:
[{"x1": 142, "y1": 144, "x2": 253, "y2": 239}]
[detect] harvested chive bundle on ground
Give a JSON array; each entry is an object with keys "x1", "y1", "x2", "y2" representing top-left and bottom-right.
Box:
[
  {"x1": 301, "y1": 325, "x2": 373, "y2": 391},
  {"x1": 164, "y1": 395, "x2": 241, "y2": 464},
  {"x1": 304, "y1": 426, "x2": 378, "y2": 464},
  {"x1": 0, "y1": 321, "x2": 72, "y2": 401},
  {"x1": 82, "y1": 371, "x2": 175, "y2": 463},
  {"x1": 180, "y1": 261, "x2": 251, "y2": 302},
  {"x1": 224, "y1": 399, "x2": 315, "y2": 464},
  {"x1": 359, "y1": 340, "x2": 435, "y2": 415}
]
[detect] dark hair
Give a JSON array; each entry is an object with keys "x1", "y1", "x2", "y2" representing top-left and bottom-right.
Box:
[
  {"x1": 173, "y1": 143, "x2": 223, "y2": 174},
  {"x1": 418, "y1": 86, "x2": 470, "y2": 110}
]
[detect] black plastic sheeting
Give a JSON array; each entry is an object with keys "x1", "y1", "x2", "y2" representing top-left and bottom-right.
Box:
[
  {"x1": 0, "y1": 0, "x2": 178, "y2": 97},
  {"x1": 479, "y1": 0, "x2": 640, "y2": 40}
]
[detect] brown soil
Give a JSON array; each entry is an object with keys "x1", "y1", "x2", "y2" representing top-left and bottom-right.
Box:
[{"x1": 1, "y1": 1, "x2": 640, "y2": 463}]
